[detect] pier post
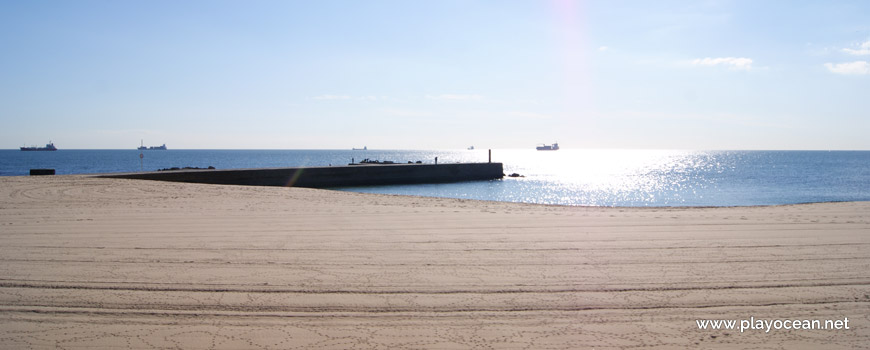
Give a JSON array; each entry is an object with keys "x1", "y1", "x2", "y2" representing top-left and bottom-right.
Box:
[{"x1": 488, "y1": 149, "x2": 491, "y2": 163}]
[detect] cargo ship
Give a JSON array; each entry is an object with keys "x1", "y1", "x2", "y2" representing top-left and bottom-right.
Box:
[
  {"x1": 20, "y1": 142, "x2": 57, "y2": 151},
  {"x1": 536, "y1": 143, "x2": 559, "y2": 151},
  {"x1": 138, "y1": 140, "x2": 167, "y2": 150}
]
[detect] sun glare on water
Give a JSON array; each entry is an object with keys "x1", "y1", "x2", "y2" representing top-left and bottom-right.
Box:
[{"x1": 498, "y1": 149, "x2": 727, "y2": 206}]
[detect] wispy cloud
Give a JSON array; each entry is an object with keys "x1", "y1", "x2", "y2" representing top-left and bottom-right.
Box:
[
  {"x1": 842, "y1": 40, "x2": 870, "y2": 56},
  {"x1": 425, "y1": 94, "x2": 483, "y2": 101},
  {"x1": 598, "y1": 46, "x2": 609, "y2": 52},
  {"x1": 691, "y1": 57, "x2": 753, "y2": 70},
  {"x1": 824, "y1": 61, "x2": 870, "y2": 75}
]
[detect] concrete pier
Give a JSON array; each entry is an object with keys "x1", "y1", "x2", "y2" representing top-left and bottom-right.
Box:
[{"x1": 98, "y1": 162, "x2": 504, "y2": 188}]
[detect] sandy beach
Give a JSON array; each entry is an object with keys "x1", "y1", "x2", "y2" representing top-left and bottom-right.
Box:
[{"x1": 1, "y1": 175, "x2": 868, "y2": 349}]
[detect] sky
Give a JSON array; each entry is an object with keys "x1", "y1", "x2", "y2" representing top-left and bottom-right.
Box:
[{"x1": 1, "y1": 0, "x2": 868, "y2": 150}]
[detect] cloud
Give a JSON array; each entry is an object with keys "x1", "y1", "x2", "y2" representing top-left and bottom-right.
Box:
[
  {"x1": 425, "y1": 94, "x2": 483, "y2": 101},
  {"x1": 691, "y1": 57, "x2": 753, "y2": 70},
  {"x1": 824, "y1": 61, "x2": 870, "y2": 75},
  {"x1": 598, "y1": 46, "x2": 609, "y2": 52},
  {"x1": 842, "y1": 40, "x2": 870, "y2": 56}
]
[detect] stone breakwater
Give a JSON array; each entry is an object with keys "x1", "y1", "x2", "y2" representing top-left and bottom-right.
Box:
[{"x1": 98, "y1": 162, "x2": 505, "y2": 188}]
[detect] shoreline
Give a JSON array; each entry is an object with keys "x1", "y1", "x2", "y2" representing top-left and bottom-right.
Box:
[
  {"x1": 327, "y1": 187, "x2": 869, "y2": 209},
  {"x1": 43, "y1": 173, "x2": 870, "y2": 209},
  {"x1": 18, "y1": 173, "x2": 870, "y2": 209},
  {"x1": 1, "y1": 175, "x2": 868, "y2": 348}
]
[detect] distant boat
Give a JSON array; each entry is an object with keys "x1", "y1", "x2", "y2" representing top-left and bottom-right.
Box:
[
  {"x1": 20, "y1": 141, "x2": 57, "y2": 151},
  {"x1": 352, "y1": 146, "x2": 367, "y2": 150},
  {"x1": 536, "y1": 142, "x2": 559, "y2": 151},
  {"x1": 138, "y1": 140, "x2": 167, "y2": 150},
  {"x1": 358, "y1": 158, "x2": 394, "y2": 164},
  {"x1": 467, "y1": 146, "x2": 475, "y2": 150}
]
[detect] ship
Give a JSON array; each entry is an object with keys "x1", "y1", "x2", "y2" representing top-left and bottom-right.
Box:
[
  {"x1": 138, "y1": 140, "x2": 167, "y2": 150},
  {"x1": 352, "y1": 146, "x2": 367, "y2": 150},
  {"x1": 20, "y1": 141, "x2": 57, "y2": 151},
  {"x1": 536, "y1": 142, "x2": 559, "y2": 151}
]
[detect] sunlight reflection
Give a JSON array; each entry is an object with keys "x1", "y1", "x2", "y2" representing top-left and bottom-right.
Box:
[
  {"x1": 338, "y1": 149, "x2": 758, "y2": 206},
  {"x1": 496, "y1": 149, "x2": 725, "y2": 206}
]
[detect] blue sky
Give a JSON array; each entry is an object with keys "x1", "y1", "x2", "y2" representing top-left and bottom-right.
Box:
[{"x1": 1, "y1": 0, "x2": 868, "y2": 149}]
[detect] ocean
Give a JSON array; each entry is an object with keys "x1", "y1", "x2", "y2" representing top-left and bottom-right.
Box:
[{"x1": 1, "y1": 149, "x2": 868, "y2": 207}]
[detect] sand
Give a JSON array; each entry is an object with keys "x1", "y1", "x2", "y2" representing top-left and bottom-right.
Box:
[{"x1": 0, "y1": 175, "x2": 868, "y2": 349}]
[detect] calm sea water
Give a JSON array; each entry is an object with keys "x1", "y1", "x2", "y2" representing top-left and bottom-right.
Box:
[{"x1": 1, "y1": 149, "x2": 868, "y2": 207}]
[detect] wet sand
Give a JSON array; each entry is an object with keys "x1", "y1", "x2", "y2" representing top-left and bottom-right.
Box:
[{"x1": 1, "y1": 175, "x2": 868, "y2": 349}]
